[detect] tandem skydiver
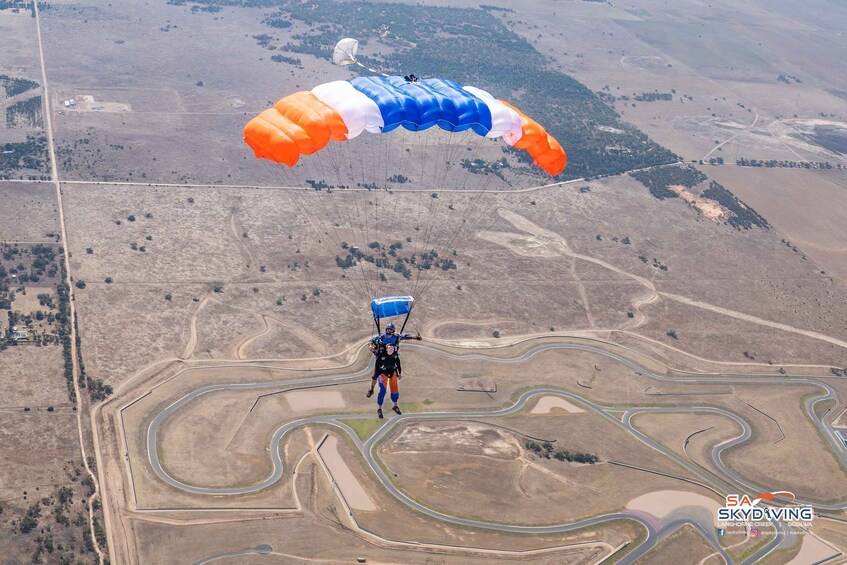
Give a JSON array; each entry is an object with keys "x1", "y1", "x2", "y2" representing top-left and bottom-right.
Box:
[{"x1": 367, "y1": 342, "x2": 403, "y2": 419}]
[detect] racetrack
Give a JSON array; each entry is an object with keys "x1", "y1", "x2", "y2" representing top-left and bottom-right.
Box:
[{"x1": 141, "y1": 339, "x2": 847, "y2": 564}]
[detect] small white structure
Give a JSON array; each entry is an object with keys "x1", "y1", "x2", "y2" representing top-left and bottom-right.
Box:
[{"x1": 12, "y1": 326, "x2": 29, "y2": 341}]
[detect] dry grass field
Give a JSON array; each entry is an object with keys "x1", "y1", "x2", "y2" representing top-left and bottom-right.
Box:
[
  {"x1": 0, "y1": 345, "x2": 70, "y2": 408},
  {"x1": 379, "y1": 419, "x2": 709, "y2": 525},
  {"x1": 637, "y1": 524, "x2": 716, "y2": 565},
  {"x1": 707, "y1": 167, "x2": 847, "y2": 282},
  {"x1": 0, "y1": 183, "x2": 58, "y2": 242},
  {"x1": 63, "y1": 175, "x2": 847, "y2": 384}
]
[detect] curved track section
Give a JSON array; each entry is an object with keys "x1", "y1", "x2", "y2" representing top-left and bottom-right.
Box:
[{"x1": 146, "y1": 341, "x2": 847, "y2": 563}]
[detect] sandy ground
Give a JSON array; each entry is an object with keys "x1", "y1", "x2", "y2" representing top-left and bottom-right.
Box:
[
  {"x1": 284, "y1": 390, "x2": 345, "y2": 412},
  {"x1": 317, "y1": 435, "x2": 376, "y2": 512},
  {"x1": 668, "y1": 184, "x2": 727, "y2": 221},
  {"x1": 786, "y1": 533, "x2": 841, "y2": 565},
  {"x1": 626, "y1": 490, "x2": 721, "y2": 526},
  {"x1": 530, "y1": 396, "x2": 586, "y2": 414}
]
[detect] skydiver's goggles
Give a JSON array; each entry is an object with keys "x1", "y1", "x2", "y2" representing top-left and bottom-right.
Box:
[{"x1": 385, "y1": 327, "x2": 395, "y2": 334}]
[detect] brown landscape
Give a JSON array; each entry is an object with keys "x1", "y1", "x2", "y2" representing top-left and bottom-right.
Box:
[{"x1": 2, "y1": 0, "x2": 847, "y2": 564}]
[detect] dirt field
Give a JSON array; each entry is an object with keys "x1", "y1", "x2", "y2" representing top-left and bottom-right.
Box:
[
  {"x1": 0, "y1": 344, "x2": 71, "y2": 407},
  {"x1": 530, "y1": 396, "x2": 585, "y2": 414},
  {"x1": 379, "y1": 418, "x2": 710, "y2": 525},
  {"x1": 707, "y1": 167, "x2": 847, "y2": 281},
  {"x1": 637, "y1": 524, "x2": 716, "y2": 565},
  {"x1": 723, "y1": 385, "x2": 847, "y2": 503},
  {"x1": 317, "y1": 434, "x2": 376, "y2": 511},
  {"x1": 0, "y1": 182, "x2": 58, "y2": 242},
  {"x1": 786, "y1": 533, "x2": 841, "y2": 565}
]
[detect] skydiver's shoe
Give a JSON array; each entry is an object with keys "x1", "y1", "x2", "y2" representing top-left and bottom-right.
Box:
[
  {"x1": 377, "y1": 408, "x2": 383, "y2": 419},
  {"x1": 366, "y1": 389, "x2": 373, "y2": 398},
  {"x1": 392, "y1": 406, "x2": 402, "y2": 415}
]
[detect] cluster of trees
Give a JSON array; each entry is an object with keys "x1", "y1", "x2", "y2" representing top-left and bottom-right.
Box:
[
  {"x1": 86, "y1": 377, "x2": 113, "y2": 401},
  {"x1": 461, "y1": 157, "x2": 508, "y2": 179},
  {"x1": 271, "y1": 54, "x2": 302, "y2": 66},
  {"x1": 13, "y1": 479, "x2": 97, "y2": 562},
  {"x1": 701, "y1": 181, "x2": 769, "y2": 230},
  {"x1": 335, "y1": 240, "x2": 456, "y2": 279},
  {"x1": 0, "y1": 74, "x2": 38, "y2": 97},
  {"x1": 525, "y1": 441, "x2": 598, "y2": 464},
  {"x1": 1, "y1": 245, "x2": 63, "y2": 347},
  {"x1": 5, "y1": 95, "x2": 42, "y2": 128},
  {"x1": 736, "y1": 158, "x2": 840, "y2": 170},
  {"x1": 776, "y1": 74, "x2": 802, "y2": 84},
  {"x1": 630, "y1": 165, "x2": 707, "y2": 200},
  {"x1": 387, "y1": 174, "x2": 410, "y2": 184},
  {"x1": 638, "y1": 254, "x2": 669, "y2": 271},
  {"x1": 0, "y1": 135, "x2": 48, "y2": 179},
  {"x1": 633, "y1": 92, "x2": 673, "y2": 102}
]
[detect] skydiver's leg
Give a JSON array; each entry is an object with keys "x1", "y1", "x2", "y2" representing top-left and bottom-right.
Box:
[
  {"x1": 376, "y1": 374, "x2": 387, "y2": 419},
  {"x1": 377, "y1": 375, "x2": 387, "y2": 406},
  {"x1": 389, "y1": 373, "x2": 401, "y2": 415}
]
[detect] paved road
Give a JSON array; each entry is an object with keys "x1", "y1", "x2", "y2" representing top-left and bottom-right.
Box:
[{"x1": 147, "y1": 341, "x2": 846, "y2": 563}]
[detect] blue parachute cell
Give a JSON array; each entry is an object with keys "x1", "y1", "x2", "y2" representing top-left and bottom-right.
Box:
[
  {"x1": 421, "y1": 78, "x2": 492, "y2": 136},
  {"x1": 350, "y1": 76, "x2": 492, "y2": 135},
  {"x1": 371, "y1": 295, "x2": 414, "y2": 320}
]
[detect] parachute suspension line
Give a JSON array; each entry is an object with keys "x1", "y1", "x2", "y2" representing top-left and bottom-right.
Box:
[
  {"x1": 315, "y1": 155, "x2": 374, "y2": 300},
  {"x1": 342, "y1": 139, "x2": 379, "y2": 301},
  {"x1": 408, "y1": 129, "x2": 435, "y2": 298},
  {"x1": 418, "y1": 187, "x2": 503, "y2": 300},
  {"x1": 414, "y1": 130, "x2": 490, "y2": 299},
  {"x1": 261, "y1": 157, "x2": 374, "y2": 303},
  {"x1": 354, "y1": 60, "x2": 389, "y2": 78},
  {"x1": 416, "y1": 133, "x2": 515, "y2": 301}
]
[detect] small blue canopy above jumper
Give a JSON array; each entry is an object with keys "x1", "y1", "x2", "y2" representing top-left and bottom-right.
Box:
[{"x1": 371, "y1": 295, "x2": 414, "y2": 333}]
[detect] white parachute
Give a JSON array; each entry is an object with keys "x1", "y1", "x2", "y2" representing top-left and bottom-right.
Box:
[{"x1": 333, "y1": 38, "x2": 359, "y2": 66}]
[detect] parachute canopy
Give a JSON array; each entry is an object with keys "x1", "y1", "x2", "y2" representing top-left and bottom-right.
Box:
[
  {"x1": 244, "y1": 76, "x2": 566, "y2": 176},
  {"x1": 371, "y1": 295, "x2": 414, "y2": 320},
  {"x1": 333, "y1": 38, "x2": 359, "y2": 66}
]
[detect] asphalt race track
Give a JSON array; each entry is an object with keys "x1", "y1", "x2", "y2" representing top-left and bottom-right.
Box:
[{"x1": 145, "y1": 341, "x2": 846, "y2": 565}]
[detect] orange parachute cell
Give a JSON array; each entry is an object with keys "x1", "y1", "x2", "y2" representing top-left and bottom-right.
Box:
[
  {"x1": 499, "y1": 100, "x2": 567, "y2": 176},
  {"x1": 244, "y1": 91, "x2": 348, "y2": 167}
]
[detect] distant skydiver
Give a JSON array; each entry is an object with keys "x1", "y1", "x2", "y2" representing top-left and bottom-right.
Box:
[{"x1": 367, "y1": 342, "x2": 403, "y2": 418}]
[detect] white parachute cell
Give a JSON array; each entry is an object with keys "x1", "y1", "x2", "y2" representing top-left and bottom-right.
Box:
[
  {"x1": 311, "y1": 80, "x2": 384, "y2": 137},
  {"x1": 333, "y1": 38, "x2": 359, "y2": 66},
  {"x1": 462, "y1": 85, "x2": 523, "y2": 145}
]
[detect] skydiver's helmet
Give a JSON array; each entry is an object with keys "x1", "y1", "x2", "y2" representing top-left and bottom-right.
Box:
[{"x1": 385, "y1": 323, "x2": 395, "y2": 335}]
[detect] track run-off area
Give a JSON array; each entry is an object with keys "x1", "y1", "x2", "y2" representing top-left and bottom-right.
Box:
[{"x1": 138, "y1": 338, "x2": 847, "y2": 565}]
